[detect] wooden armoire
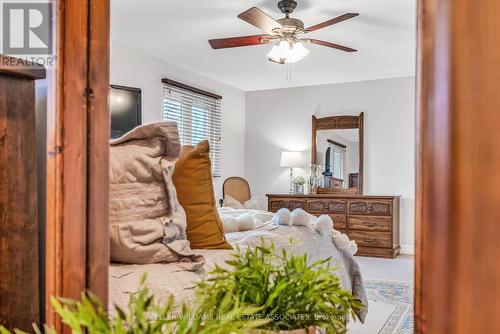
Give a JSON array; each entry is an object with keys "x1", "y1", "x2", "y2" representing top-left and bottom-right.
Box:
[{"x1": 0, "y1": 55, "x2": 45, "y2": 331}]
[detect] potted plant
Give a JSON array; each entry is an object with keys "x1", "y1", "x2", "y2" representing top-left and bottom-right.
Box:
[
  {"x1": 292, "y1": 176, "x2": 306, "y2": 194},
  {"x1": 195, "y1": 240, "x2": 363, "y2": 333},
  {"x1": 0, "y1": 241, "x2": 361, "y2": 334}
]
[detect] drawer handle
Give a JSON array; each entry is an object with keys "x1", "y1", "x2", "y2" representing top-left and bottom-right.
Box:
[
  {"x1": 362, "y1": 221, "x2": 376, "y2": 227},
  {"x1": 364, "y1": 236, "x2": 376, "y2": 244}
]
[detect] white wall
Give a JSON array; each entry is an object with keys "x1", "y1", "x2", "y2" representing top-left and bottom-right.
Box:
[
  {"x1": 110, "y1": 43, "x2": 246, "y2": 200},
  {"x1": 245, "y1": 77, "x2": 415, "y2": 253}
]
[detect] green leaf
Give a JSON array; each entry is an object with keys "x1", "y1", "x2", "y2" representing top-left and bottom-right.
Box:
[
  {"x1": 0, "y1": 327, "x2": 12, "y2": 334},
  {"x1": 194, "y1": 239, "x2": 361, "y2": 333}
]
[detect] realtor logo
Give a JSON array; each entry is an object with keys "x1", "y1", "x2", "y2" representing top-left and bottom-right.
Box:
[{"x1": 2, "y1": 2, "x2": 52, "y2": 55}]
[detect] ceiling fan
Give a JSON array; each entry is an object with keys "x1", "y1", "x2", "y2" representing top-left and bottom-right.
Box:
[{"x1": 208, "y1": 0, "x2": 359, "y2": 64}]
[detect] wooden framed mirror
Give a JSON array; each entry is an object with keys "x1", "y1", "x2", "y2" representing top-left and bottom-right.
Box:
[{"x1": 311, "y1": 113, "x2": 364, "y2": 195}]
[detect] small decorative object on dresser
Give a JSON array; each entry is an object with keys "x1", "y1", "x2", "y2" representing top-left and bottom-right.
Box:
[
  {"x1": 266, "y1": 193, "x2": 400, "y2": 258},
  {"x1": 328, "y1": 177, "x2": 344, "y2": 189},
  {"x1": 292, "y1": 176, "x2": 306, "y2": 195},
  {"x1": 309, "y1": 164, "x2": 323, "y2": 193}
]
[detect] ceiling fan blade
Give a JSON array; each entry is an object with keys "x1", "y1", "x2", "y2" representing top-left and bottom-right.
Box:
[
  {"x1": 302, "y1": 39, "x2": 357, "y2": 52},
  {"x1": 305, "y1": 13, "x2": 359, "y2": 32},
  {"x1": 209, "y1": 34, "x2": 272, "y2": 49},
  {"x1": 238, "y1": 7, "x2": 284, "y2": 35}
]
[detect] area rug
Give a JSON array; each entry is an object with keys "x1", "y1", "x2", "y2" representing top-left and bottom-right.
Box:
[{"x1": 349, "y1": 279, "x2": 413, "y2": 334}]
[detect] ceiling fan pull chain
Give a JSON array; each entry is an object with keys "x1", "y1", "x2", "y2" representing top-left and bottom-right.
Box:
[{"x1": 286, "y1": 64, "x2": 293, "y2": 81}]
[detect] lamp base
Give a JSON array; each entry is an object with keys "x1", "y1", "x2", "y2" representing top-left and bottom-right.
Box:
[{"x1": 289, "y1": 167, "x2": 294, "y2": 194}]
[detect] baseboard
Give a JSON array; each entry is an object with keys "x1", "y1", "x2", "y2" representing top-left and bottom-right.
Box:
[{"x1": 400, "y1": 244, "x2": 415, "y2": 255}]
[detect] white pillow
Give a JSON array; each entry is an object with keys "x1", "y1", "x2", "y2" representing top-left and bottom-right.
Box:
[
  {"x1": 243, "y1": 197, "x2": 260, "y2": 210},
  {"x1": 222, "y1": 195, "x2": 261, "y2": 210}
]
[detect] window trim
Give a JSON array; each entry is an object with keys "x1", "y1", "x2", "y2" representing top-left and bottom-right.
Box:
[{"x1": 161, "y1": 78, "x2": 222, "y2": 100}]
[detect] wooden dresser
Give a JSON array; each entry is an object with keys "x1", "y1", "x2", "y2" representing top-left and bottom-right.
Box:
[{"x1": 266, "y1": 194, "x2": 400, "y2": 258}]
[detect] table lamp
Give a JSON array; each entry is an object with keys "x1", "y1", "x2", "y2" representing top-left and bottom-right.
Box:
[{"x1": 280, "y1": 151, "x2": 303, "y2": 194}]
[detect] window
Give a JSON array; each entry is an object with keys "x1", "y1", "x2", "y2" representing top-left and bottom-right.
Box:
[
  {"x1": 162, "y1": 79, "x2": 222, "y2": 176},
  {"x1": 330, "y1": 144, "x2": 346, "y2": 180}
]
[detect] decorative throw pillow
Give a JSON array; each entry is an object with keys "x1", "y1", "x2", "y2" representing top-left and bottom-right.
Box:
[
  {"x1": 222, "y1": 195, "x2": 261, "y2": 210},
  {"x1": 173, "y1": 140, "x2": 232, "y2": 249},
  {"x1": 222, "y1": 195, "x2": 244, "y2": 209},
  {"x1": 109, "y1": 122, "x2": 204, "y2": 269},
  {"x1": 243, "y1": 197, "x2": 261, "y2": 210}
]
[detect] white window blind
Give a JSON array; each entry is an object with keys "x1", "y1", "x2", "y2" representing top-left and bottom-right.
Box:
[
  {"x1": 330, "y1": 144, "x2": 346, "y2": 180},
  {"x1": 162, "y1": 81, "x2": 222, "y2": 177}
]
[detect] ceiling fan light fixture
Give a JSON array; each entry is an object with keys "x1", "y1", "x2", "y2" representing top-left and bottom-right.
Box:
[
  {"x1": 267, "y1": 40, "x2": 290, "y2": 61},
  {"x1": 288, "y1": 41, "x2": 309, "y2": 63},
  {"x1": 267, "y1": 40, "x2": 309, "y2": 64}
]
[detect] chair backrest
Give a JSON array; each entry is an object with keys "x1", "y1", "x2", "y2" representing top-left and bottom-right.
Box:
[{"x1": 222, "y1": 177, "x2": 251, "y2": 204}]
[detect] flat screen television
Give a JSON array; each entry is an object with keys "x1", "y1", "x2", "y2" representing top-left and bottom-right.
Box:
[{"x1": 109, "y1": 85, "x2": 141, "y2": 139}]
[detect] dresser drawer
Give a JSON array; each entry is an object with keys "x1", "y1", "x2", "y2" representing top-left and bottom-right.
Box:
[
  {"x1": 348, "y1": 200, "x2": 393, "y2": 216},
  {"x1": 307, "y1": 199, "x2": 347, "y2": 214},
  {"x1": 331, "y1": 214, "x2": 347, "y2": 230},
  {"x1": 349, "y1": 231, "x2": 392, "y2": 248},
  {"x1": 312, "y1": 214, "x2": 346, "y2": 230},
  {"x1": 269, "y1": 198, "x2": 306, "y2": 212},
  {"x1": 348, "y1": 215, "x2": 391, "y2": 231}
]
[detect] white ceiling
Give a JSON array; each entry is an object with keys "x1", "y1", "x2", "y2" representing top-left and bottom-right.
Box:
[{"x1": 111, "y1": 0, "x2": 416, "y2": 91}]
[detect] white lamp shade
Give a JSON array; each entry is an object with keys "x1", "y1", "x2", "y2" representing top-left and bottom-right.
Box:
[
  {"x1": 286, "y1": 42, "x2": 309, "y2": 63},
  {"x1": 267, "y1": 41, "x2": 310, "y2": 64},
  {"x1": 280, "y1": 151, "x2": 304, "y2": 167}
]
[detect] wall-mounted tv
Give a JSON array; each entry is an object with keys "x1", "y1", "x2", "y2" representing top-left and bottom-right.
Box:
[{"x1": 109, "y1": 85, "x2": 141, "y2": 139}]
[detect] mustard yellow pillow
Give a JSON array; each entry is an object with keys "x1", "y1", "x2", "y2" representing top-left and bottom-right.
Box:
[{"x1": 173, "y1": 140, "x2": 231, "y2": 249}]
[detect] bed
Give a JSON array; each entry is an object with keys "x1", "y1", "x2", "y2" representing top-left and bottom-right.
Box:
[
  {"x1": 108, "y1": 123, "x2": 367, "y2": 321},
  {"x1": 109, "y1": 207, "x2": 368, "y2": 321}
]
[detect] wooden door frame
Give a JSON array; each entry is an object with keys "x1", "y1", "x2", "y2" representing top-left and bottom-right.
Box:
[
  {"x1": 45, "y1": 0, "x2": 109, "y2": 329},
  {"x1": 415, "y1": 0, "x2": 500, "y2": 333},
  {"x1": 45, "y1": 0, "x2": 500, "y2": 333},
  {"x1": 415, "y1": 0, "x2": 450, "y2": 331}
]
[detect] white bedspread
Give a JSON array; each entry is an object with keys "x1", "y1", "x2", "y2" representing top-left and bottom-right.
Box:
[{"x1": 109, "y1": 208, "x2": 367, "y2": 320}]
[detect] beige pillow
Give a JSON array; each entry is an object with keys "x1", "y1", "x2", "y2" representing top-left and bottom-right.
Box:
[
  {"x1": 109, "y1": 122, "x2": 204, "y2": 268},
  {"x1": 222, "y1": 195, "x2": 261, "y2": 210},
  {"x1": 222, "y1": 195, "x2": 244, "y2": 209}
]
